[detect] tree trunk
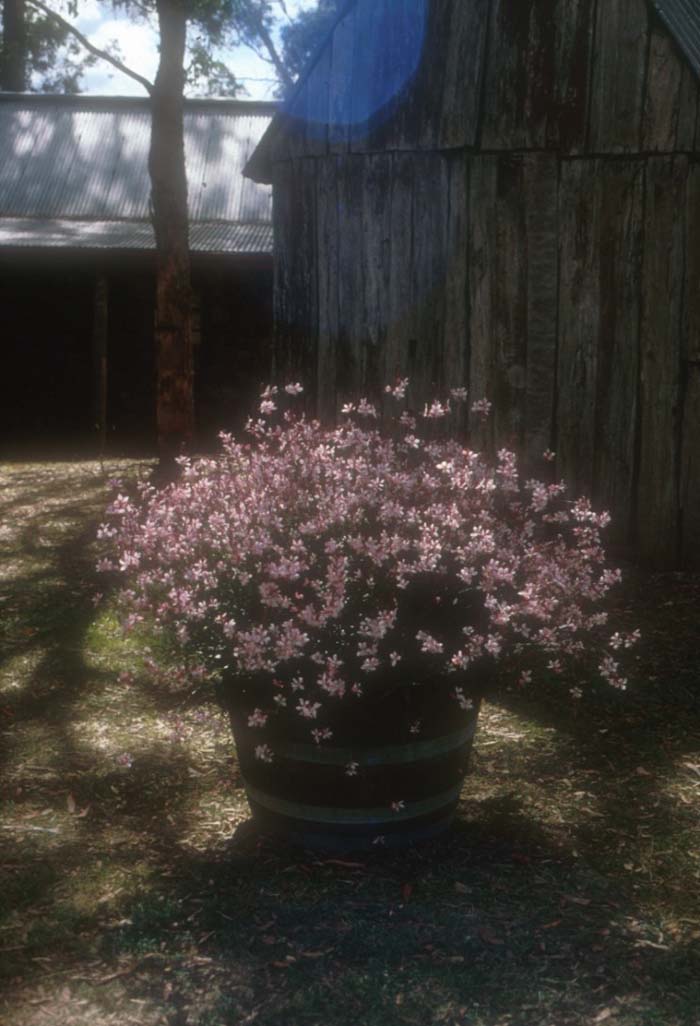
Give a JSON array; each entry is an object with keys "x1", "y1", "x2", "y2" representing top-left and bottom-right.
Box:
[
  {"x1": 1, "y1": 0, "x2": 27, "y2": 91},
  {"x1": 149, "y1": 0, "x2": 194, "y2": 476}
]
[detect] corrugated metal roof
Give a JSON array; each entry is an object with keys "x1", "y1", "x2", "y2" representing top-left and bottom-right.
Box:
[
  {"x1": 0, "y1": 217, "x2": 273, "y2": 254},
  {"x1": 0, "y1": 94, "x2": 275, "y2": 254},
  {"x1": 651, "y1": 0, "x2": 700, "y2": 79}
]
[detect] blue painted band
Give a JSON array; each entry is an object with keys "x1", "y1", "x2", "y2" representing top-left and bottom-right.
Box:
[
  {"x1": 270, "y1": 720, "x2": 477, "y2": 767},
  {"x1": 243, "y1": 780, "x2": 463, "y2": 825}
]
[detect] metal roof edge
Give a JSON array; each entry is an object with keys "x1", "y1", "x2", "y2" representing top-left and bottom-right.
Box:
[{"x1": 0, "y1": 92, "x2": 279, "y2": 115}]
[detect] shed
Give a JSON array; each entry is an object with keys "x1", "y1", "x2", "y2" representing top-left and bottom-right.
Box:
[
  {"x1": 0, "y1": 93, "x2": 275, "y2": 454},
  {"x1": 245, "y1": 0, "x2": 700, "y2": 569}
]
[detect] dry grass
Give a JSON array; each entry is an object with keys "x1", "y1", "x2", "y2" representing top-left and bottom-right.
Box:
[{"x1": 0, "y1": 460, "x2": 699, "y2": 1026}]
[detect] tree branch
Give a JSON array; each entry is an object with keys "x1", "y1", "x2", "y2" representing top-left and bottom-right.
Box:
[
  {"x1": 246, "y1": 6, "x2": 293, "y2": 91},
  {"x1": 24, "y1": 0, "x2": 154, "y2": 94}
]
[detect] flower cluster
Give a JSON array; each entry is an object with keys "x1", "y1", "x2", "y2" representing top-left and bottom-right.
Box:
[{"x1": 98, "y1": 382, "x2": 635, "y2": 756}]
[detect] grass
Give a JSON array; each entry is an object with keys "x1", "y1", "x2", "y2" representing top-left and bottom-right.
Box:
[{"x1": 0, "y1": 459, "x2": 699, "y2": 1026}]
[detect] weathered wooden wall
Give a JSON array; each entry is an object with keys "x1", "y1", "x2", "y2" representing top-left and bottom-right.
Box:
[{"x1": 263, "y1": 0, "x2": 700, "y2": 568}]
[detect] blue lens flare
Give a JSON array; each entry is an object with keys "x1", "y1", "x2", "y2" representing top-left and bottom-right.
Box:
[{"x1": 283, "y1": 0, "x2": 429, "y2": 140}]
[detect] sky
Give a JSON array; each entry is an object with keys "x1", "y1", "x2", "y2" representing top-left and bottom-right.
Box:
[{"x1": 71, "y1": 0, "x2": 316, "y2": 99}]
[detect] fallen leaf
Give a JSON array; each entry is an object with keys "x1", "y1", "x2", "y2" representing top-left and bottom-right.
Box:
[
  {"x1": 562, "y1": 894, "x2": 591, "y2": 906},
  {"x1": 454, "y1": 882, "x2": 469, "y2": 895},
  {"x1": 66, "y1": 794, "x2": 76, "y2": 814},
  {"x1": 478, "y1": 927, "x2": 504, "y2": 946},
  {"x1": 541, "y1": 920, "x2": 562, "y2": 930},
  {"x1": 594, "y1": 1008, "x2": 614, "y2": 1023},
  {"x1": 635, "y1": 767, "x2": 652, "y2": 777}
]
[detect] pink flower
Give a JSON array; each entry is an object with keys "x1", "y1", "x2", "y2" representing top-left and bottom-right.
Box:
[
  {"x1": 248, "y1": 709, "x2": 268, "y2": 728},
  {"x1": 471, "y1": 398, "x2": 492, "y2": 417},
  {"x1": 296, "y1": 699, "x2": 321, "y2": 719}
]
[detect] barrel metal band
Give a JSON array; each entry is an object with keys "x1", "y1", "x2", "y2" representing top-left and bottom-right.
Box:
[
  {"x1": 272, "y1": 720, "x2": 477, "y2": 767},
  {"x1": 243, "y1": 781, "x2": 463, "y2": 825}
]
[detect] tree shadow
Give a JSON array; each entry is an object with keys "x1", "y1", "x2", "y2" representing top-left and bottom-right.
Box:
[{"x1": 1, "y1": 467, "x2": 699, "y2": 1026}]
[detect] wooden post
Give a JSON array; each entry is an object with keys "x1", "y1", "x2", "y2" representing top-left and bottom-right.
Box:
[{"x1": 93, "y1": 273, "x2": 109, "y2": 459}]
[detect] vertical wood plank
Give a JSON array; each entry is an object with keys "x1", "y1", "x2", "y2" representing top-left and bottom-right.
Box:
[
  {"x1": 336, "y1": 155, "x2": 366, "y2": 397},
  {"x1": 557, "y1": 159, "x2": 599, "y2": 498},
  {"x1": 588, "y1": 0, "x2": 649, "y2": 153},
  {"x1": 481, "y1": 0, "x2": 595, "y2": 153},
  {"x1": 681, "y1": 160, "x2": 700, "y2": 567},
  {"x1": 467, "y1": 155, "x2": 528, "y2": 452},
  {"x1": 273, "y1": 160, "x2": 318, "y2": 396},
  {"x1": 676, "y1": 62, "x2": 700, "y2": 152},
  {"x1": 328, "y1": 3, "x2": 356, "y2": 153},
  {"x1": 467, "y1": 155, "x2": 498, "y2": 452},
  {"x1": 593, "y1": 162, "x2": 644, "y2": 543},
  {"x1": 523, "y1": 153, "x2": 558, "y2": 472},
  {"x1": 435, "y1": 0, "x2": 490, "y2": 150},
  {"x1": 442, "y1": 153, "x2": 470, "y2": 430},
  {"x1": 385, "y1": 153, "x2": 414, "y2": 394},
  {"x1": 409, "y1": 155, "x2": 449, "y2": 400},
  {"x1": 638, "y1": 155, "x2": 688, "y2": 566},
  {"x1": 643, "y1": 20, "x2": 699, "y2": 152},
  {"x1": 316, "y1": 156, "x2": 339, "y2": 420},
  {"x1": 272, "y1": 164, "x2": 293, "y2": 382},
  {"x1": 360, "y1": 154, "x2": 393, "y2": 398}
]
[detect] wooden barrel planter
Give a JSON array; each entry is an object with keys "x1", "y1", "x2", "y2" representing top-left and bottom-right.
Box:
[{"x1": 220, "y1": 676, "x2": 481, "y2": 851}]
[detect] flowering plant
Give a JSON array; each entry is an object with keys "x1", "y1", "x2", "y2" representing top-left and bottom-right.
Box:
[{"x1": 98, "y1": 381, "x2": 636, "y2": 763}]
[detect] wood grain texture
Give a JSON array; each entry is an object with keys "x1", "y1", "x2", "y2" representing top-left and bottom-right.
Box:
[
  {"x1": 272, "y1": 161, "x2": 318, "y2": 396},
  {"x1": 523, "y1": 152, "x2": 558, "y2": 472},
  {"x1": 468, "y1": 155, "x2": 535, "y2": 453},
  {"x1": 443, "y1": 154, "x2": 470, "y2": 433},
  {"x1": 408, "y1": 156, "x2": 449, "y2": 397},
  {"x1": 638, "y1": 155, "x2": 688, "y2": 567},
  {"x1": 336, "y1": 156, "x2": 366, "y2": 396},
  {"x1": 423, "y1": 0, "x2": 490, "y2": 150},
  {"x1": 328, "y1": 3, "x2": 356, "y2": 153},
  {"x1": 588, "y1": 0, "x2": 649, "y2": 153},
  {"x1": 592, "y1": 162, "x2": 644, "y2": 543},
  {"x1": 360, "y1": 155, "x2": 393, "y2": 399},
  {"x1": 467, "y1": 155, "x2": 498, "y2": 453},
  {"x1": 557, "y1": 159, "x2": 600, "y2": 499},
  {"x1": 385, "y1": 153, "x2": 415, "y2": 393},
  {"x1": 557, "y1": 158, "x2": 644, "y2": 539},
  {"x1": 481, "y1": 0, "x2": 595, "y2": 153},
  {"x1": 681, "y1": 160, "x2": 700, "y2": 567},
  {"x1": 643, "y1": 19, "x2": 700, "y2": 152},
  {"x1": 316, "y1": 157, "x2": 339, "y2": 420}
]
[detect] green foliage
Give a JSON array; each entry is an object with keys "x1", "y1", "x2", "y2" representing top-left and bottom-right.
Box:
[{"x1": 2, "y1": 0, "x2": 300, "y2": 96}]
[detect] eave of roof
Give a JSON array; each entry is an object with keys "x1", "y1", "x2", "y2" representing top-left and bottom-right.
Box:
[
  {"x1": 244, "y1": 0, "x2": 700, "y2": 185},
  {"x1": 0, "y1": 217, "x2": 273, "y2": 255}
]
